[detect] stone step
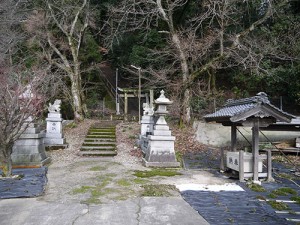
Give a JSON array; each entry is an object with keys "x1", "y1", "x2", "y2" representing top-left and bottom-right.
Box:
[
  {"x1": 88, "y1": 131, "x2": 115, "y2": 135},
  {"x1": 80, "y1": 146, "x2": 116, "y2": 151},
  {"x1": 89, "y1": 128, "x2": 115, "y2": 132},
  {"x1": 84, "y1": 138, "x2": 115, "y2": 142},
  {"x1": 86, "y1": 135, "x2": 116, "y2": 138},
  {"x1": 89, "y1": 128, "x2": 115, "y2": 131},
  {"x1": 80, "y1": 150, "x2": 117, "y2": 157},
  {"x1": 82, "y1": 142, "x2": 116, "y2": 147}
]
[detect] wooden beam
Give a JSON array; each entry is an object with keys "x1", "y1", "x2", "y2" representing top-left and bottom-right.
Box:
[
  {"x1": 220, "y1": 148, "x2": 225, "y2": 172},
  {"x1": 252, "y1": 118, "x2": 259, "y2": 182},
  {"x1": 239, "y1": 150, "x2": 245, "y2": 182},
  {"x1": 119, "y1": 94, "x2": 146, "y2": 98},
  {"x1": 267, "y1": 150, "x2": 274, "y2": 182},
  {"x1": 231, "y1": 125, "x2": 237, "y2": 152}
]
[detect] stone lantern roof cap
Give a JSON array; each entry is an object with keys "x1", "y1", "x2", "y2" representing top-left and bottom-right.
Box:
[{"x1": 155, "y1": 90, "x2": 173, "y2": 104}]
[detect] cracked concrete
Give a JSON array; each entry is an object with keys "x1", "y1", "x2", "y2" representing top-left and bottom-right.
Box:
[
  {"x1": 0, "y1": 156, "x2": 212, "y2": 225},
  {"x1": 0, "y1": 120, "x2": 218, "y2": 224}
]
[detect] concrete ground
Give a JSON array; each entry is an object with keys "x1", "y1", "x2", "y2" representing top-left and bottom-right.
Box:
[{"x1": 0, "y1": 156, "x2": 231, "y2": 225}]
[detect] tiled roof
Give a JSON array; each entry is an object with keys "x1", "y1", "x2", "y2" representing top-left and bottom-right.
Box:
[
  {"x1": 204, "y1": 92, "x2": 295, "y2": 123},
  {"x1": 204, "y1": 103, "x2": 256, "y2": 119}
]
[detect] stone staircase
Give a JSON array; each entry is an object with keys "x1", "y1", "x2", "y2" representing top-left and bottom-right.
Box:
[{"x1": 80, "y1": 122, "x2": 118, "y2": 157}]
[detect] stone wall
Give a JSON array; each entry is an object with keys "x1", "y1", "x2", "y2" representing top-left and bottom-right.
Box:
[{"x1": 193, "y1": 121, "x2": 300, "y2": 147}]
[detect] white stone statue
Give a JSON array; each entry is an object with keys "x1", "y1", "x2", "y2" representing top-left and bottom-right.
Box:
[
  {"x1": 143, "y1": 103, "x2": 154, "y2": 116},
  {"x1": 48, "y1": 99, "x2": 61, "y2": 113}
]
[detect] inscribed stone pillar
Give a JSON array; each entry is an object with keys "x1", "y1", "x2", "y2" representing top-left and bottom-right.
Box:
[{"x1": 44, "y1": 99, "x2": 66, "y2": 146}]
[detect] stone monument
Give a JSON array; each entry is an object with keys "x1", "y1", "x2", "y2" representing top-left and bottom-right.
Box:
[
  {"x1": 143, "y1": 90, "x2": 180, "y2": 167},
  {"x1": 139, "y1": 103, "x2": 155, "y2": 153},
  {"x1": 12, "y1": 117, "x2": 51, "y2": 167},
  {"x1": 44, "y1": 99, "x2": 66, "y2": 147}
]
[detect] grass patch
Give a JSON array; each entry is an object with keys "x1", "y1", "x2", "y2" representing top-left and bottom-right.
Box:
[
  {"x1": 81, "y1": 198, "x2": 101, "y2": 205},
  {"x1": 72, "y1": 186, "x2": 93, "y2": 194},
  {"x1": 246, "y1": 183, "x2": 266, "y2": 192},
  {"x1": 267, "y1": 193, "x2": 278, "y2": 199},
  {"x1": 175, "y1": 151, "x2": 183, "y2": 166},
  {"x1": 133, "y1": 178, "x2": 149, "y2": 184},
  {"x1": 133, "y1": 169, "x2": 182, "y2": 178},
  {"x1": 256, "y1": 195, "x2": 266, "y2": 201},
  {"x1": 277, "y1": 173, "x2": 294, "y2": 180},
  {"x1": 269, "y1": 187, "x2": 297, "y2": 198},
  {"x1": 117, "y1": 179, "x2": 132, "y2": 187},
  {"x1": 97, "y1": 176, "x2": 113, "y2": 187},
  {"x1": 89, "y1": 166, "x2": 106, "y2": 171},
  {"x1": 291, "y1": 196, "x2": 300, "y2": 204},
  {"x1": 267, "y1": 200, "x2": 290, "y2": 211},
  {"x1": 129, "y1": 135, "x2": 136, "y2": 139},
  {"x1": 141, "y1": 184, "x2": 178, "y2": 197}
]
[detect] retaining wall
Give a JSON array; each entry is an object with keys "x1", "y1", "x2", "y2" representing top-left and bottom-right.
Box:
[{"x1": 193, "y1": 121, "x2": 300, "y2": 147}]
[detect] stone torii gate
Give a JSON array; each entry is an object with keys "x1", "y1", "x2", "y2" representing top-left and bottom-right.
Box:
[
  {"x1": 117, "y1": 88, "x2": 154, "y2": 120},
  {"x1": 204, "y1": 92, "x2": 295, "y2": 182}
]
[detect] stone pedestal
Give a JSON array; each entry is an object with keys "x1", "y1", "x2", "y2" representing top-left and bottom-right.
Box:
[
  {"x1": 43, "y1": 99, "x2": 66, "y2": 147},
  {"x1": 143, "y1": 90, "x2": 180, "y2": 167},
  {"x1": 44, "y1": 112, "x2": 66, "y2": 146},
  {"x1": 12, "y1": 123, "x2": 51, "y2": 167}
]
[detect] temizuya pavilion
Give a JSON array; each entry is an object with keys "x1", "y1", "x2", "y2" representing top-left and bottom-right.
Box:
[{"x1": 204, "y1": 92, "x2": 295, "y2": 182}]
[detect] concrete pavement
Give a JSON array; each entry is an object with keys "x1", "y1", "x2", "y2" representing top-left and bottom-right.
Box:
[{"x1": 0, "y1": 197, "x2": 209, "y2": 225}]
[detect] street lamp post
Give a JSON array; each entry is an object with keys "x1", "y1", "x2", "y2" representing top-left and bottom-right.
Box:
[
  {"x1": 116, "y1": 68, "x2": 120, "y2": 115},
  {"x1": 131, "y1": 65, "x2": 141, "y2": 124}
]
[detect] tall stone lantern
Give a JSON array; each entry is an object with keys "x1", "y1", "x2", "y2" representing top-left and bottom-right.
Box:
[{"x1": 143, "y1": 90, "x2": 180, "y2": 167}]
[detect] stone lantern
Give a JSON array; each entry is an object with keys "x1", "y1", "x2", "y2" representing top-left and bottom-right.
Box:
[{"x1": 143, "y1": 90, "x2": 180, "y2": 167}]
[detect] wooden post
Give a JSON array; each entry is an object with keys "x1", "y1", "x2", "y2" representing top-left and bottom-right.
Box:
[
  {"x1": 231, "y1": 125, "x2": 237, "y2": 152},
  {"x1": 252, "y1": 119, "x2": 259, "y2": 182},
  {"x1": 124, "y1": 92, "x2": 128, "y2": 121},
  {"x1": 267, "y1": 150, "x2": 274, "y2": 182},
  {"x1": 239, "y1": 150, "x2": 245, "y2": 182},
  {"x1": 150, "y1": 89, "x2": 154, "y2": 108},
  {"x1": 220, "y1": 148, "x2": 225, "y2": 172}
]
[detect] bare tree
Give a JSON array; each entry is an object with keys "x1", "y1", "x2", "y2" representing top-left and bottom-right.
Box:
[
  {"x1": 0, "y1": 0, "x2": 29, "y2": 65},
  {"x1": 26, "y1": 0, "x2": 92, "y2": 121},
  {"x1": 107, "y1": 0, "x2": 296, "y2": 124},
  {"x1": 0, "y1": 67, "x2": 53, "y2": 177}
]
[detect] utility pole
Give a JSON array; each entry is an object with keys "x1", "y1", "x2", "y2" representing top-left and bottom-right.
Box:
[{"x1": 131, "y1": 65, "x2": 141, "y2": 124}]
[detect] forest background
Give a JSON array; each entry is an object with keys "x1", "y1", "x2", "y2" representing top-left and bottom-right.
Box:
[{"x1": 1, "y1": 0, "x2": 300, "y2": 124}]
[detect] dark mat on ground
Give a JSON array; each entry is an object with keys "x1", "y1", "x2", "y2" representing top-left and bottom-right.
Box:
[
  {"x1": 182, "y1": 151, "x2": 300, "y2": 224},
  {"x1": 183, "y1": 149, "x2": 220, "y2": 170},
  {"x1": 0, "y1": 167, "x2": 47, "y2": 199},
  {"x1": 181, "y1": 190, "x2": 290, "y2": 225}
]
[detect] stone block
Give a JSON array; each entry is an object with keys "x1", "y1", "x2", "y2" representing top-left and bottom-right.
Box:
[
  {"x1": 47, "y1": 113, "x2": 62, "y2": 119},
  {"x1": 14, "y1": 138, "x2": 44, "y2": 146},
  {"x1": 296, "y1": 137, "x2": 300, "y2": 147},
  {"x1": 23, "y1": 127, "x2": 41, "y2": 134},
  {"x1": 45, "y1": 133, "x2": 64, "y2": 139},
  {"x1": 19, "y1": 133, "x2": 44, "y2": 139},
  {"x1": 153, "y1": 130, "x2": 172, "y2": 136},
  {"x1": 44, "y1": 138, "x2": 66, "y2": 145}
]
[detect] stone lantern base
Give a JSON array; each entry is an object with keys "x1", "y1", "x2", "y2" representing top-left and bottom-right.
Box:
[
  {"x1": 12, "y1": 123, "x2": 51, "y2": 167},
  {"x1": 143, "y1": 135, "x2": 180, "y2": 167}
]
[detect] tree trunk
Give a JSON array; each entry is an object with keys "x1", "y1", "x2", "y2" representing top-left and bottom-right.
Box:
[
  {"x1": 171, "y1": 33, "x2": 191, "y2": 124},
  {"x1": 1, "y1": 146, "x2": 13, "y2": 177},
  {"x1": 71, "y1": 74, "x2": 84, "y2": 122}
]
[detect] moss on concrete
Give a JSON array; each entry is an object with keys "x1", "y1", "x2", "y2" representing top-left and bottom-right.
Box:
[
  {"x1": 133, "y1": 169, "x2": 182, "y2": 178},
  {"x1": 141, "y1": 184, "x2": 179, "y2": 197}
]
